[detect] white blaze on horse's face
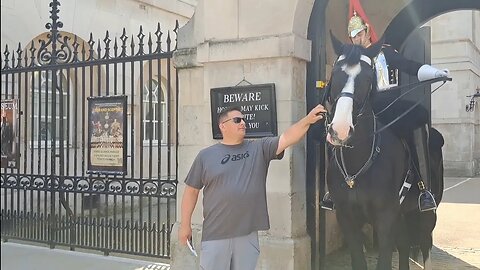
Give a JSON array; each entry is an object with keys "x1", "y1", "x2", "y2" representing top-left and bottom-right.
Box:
[{"x1": 327, "y1": 62, "x2": 361, "y2": 145}]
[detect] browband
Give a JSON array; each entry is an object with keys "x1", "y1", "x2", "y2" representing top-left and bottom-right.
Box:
[{"x1": 337, "y1": 55, "x2": 372, "y2": 66}]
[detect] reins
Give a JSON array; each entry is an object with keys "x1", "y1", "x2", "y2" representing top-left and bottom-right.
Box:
[{"x1": 372, "y1": 77, "x2": 451, "y2": 135}]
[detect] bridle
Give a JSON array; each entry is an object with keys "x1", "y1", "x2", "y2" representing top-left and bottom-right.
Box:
[
  {"x1": 323, "y1": 54, "x2": 376, "y2": 146},
  {"x1": 323, "y1": 54, "x2": 380, "y2": 189}
]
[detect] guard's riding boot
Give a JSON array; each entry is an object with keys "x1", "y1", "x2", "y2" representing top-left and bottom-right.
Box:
[
  {"x1": 414, "y1": 124, "x2": 437, "y2": 212},
  {"x1": 320, "y1": 192, "x2": 335, "y2": 211}
]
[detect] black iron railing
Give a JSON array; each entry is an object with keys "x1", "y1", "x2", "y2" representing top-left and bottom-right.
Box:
[{"x1": 1, "y1": 0, "x2": 178, "y2": 259}]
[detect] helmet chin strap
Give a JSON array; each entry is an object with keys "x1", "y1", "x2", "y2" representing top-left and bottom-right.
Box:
[{"x1": 364, "y1": 40, "x2": 372, "y2": 48}]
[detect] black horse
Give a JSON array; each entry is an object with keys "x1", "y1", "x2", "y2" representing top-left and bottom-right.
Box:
[{"x1": 323, "y1": 34, "x2": 444, "y2": 270}]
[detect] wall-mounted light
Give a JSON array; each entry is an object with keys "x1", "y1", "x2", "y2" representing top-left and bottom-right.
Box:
[{"x1": 466, "y1": 87, "x2": 480, "y2": 112}]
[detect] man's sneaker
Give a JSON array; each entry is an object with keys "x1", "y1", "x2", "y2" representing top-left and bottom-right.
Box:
[{"x1": 418, "y1": 190, "x2": 437, "y2": 212}]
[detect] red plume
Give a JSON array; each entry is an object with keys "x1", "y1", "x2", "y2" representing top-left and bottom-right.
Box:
[{"x1": 349, "y1": 0, "x2": 378, "y2": 43}]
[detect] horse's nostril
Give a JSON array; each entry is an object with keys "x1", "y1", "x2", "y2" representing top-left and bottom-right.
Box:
[
  {"x1": 326, "y1": 125, "x2": 354, "y2": 147},
  {"x1": 327, "y1": 126, "x2": 335, "y2": 137}
]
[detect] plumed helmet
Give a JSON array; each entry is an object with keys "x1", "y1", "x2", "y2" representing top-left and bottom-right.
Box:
[{"x1": 348, "y1": 11, "x2": 368, "y2": 38}]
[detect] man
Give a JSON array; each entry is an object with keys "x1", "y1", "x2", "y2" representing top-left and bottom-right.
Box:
[
  {"x1": 321, "y1": 12, "x2": 449, "y2": 212},
  {"x1": 179, "y1": 104, "x2": 326, "y2": 270}
]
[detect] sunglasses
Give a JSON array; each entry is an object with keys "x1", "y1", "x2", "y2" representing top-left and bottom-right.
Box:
[{"x1": 222, "y1": 116, "x2": 245, "y2": 124}]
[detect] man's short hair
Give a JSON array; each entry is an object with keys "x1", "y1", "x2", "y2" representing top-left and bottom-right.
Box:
[{"x1": 218, "y1": 106, "x2": 242, "y2": 123}]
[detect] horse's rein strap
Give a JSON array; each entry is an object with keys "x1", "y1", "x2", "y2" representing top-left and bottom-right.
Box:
[
  {"x1": 373, "y1": 77, "x2": 451, "y2": 136},
  {"x1": 334, "y1": 116, "x2": 381, "y2": 189}
]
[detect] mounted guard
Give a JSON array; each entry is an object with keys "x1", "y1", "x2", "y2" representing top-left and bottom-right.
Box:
[{"x1": 321, "y1": 7, "x2": 450, "y2": 212}]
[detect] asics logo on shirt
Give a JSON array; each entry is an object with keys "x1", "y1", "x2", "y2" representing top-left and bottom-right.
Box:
[{"x1": 220, "y1": 151, "x2": 250, "y2": 164}]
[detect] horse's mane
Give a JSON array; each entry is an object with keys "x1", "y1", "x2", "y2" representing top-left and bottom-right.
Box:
[{"x1": 340, "y1": 44, "x2": 364, "y2": 66}]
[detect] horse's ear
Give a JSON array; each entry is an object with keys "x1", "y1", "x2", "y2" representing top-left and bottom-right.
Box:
[
  {"x1": 330, "y1": 30, "x2": 344, "y2": 56},
  {"x1": 364, "y1": 35, "x2": 385, "y2": 59}
]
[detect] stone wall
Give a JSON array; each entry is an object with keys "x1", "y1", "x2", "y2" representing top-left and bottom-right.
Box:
[
  {"x1": 1, "y1": 0, "x2": 193, "y2": 48},
  {"x1": 431, "y1": 10, "x2": 480, "y2": 177},
  {"x1": 170, "y1": 1, "x2": 315, "y2": 269}
]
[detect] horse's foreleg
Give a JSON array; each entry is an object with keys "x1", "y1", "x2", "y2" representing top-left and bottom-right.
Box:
[
  {"x1": 374, "y1": 212, "x2": 397, "y2": 270},
  {"x1": 420, "y1": 211, "x2": 435, "y2": 270},
  {"x1": 397, "y1": 246, "x2": 410, "y2": 270},
  {"x1": 421, "y1": 235, "x2": 433, "y2": 270},
  {"x1": 396, "y1": 220, "x2": 410, "y2": 270},
  {"x1": 337, "y1": 210, "x2": 368, "y2": 270}
]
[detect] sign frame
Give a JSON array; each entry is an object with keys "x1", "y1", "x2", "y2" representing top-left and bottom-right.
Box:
[
  {"x1": 87, "y1": 95, "x2": 127, "y2": 175},
  {"x1": 210, "y1": 83, "x2": 277, "y2": 139}
]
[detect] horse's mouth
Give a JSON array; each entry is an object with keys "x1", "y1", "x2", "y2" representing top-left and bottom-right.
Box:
[{"x1": 327, "y1": 126, "x2": 353, "y2": 147}]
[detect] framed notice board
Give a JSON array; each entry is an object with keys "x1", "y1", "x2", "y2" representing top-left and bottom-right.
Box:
[
  {"x1": 210, "y1": 83, "x2": 277, "y2": 139},
  {"x1": 87, "y1": 95, "x2": 127, "y2": 175}
]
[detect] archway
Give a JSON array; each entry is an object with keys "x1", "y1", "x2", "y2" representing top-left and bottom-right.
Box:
[
  {"x1": 386, "y1": 0, "x2": 480, "y2": 50},
  {"x1": 305, "y1": 1, "x2": 479, "y2": 269}
]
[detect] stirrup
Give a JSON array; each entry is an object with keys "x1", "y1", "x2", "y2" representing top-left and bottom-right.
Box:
[
  {"x1": 418, "y1": 190, "x2": 437, "y2": 212},
  {"x1": 320, "y1": 192, "x2": 335, "y2": 211}
]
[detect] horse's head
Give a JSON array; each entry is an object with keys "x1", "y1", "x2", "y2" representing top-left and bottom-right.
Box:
[{"x1": 325, "y1": 32, "x2": 383, "y2": 146}]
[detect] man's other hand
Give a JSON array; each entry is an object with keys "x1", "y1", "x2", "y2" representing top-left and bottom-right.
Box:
[{"x1": 179, "y1": 223, "x2": 192, "y2": 246}]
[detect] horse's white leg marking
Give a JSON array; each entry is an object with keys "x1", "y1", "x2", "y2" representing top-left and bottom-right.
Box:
[
  {"x1": 331, "y1": 63, "x2": 361, "y2": 141},
  {"x1": 444, "y1": 178, "x2": 472, "y2": 192}
]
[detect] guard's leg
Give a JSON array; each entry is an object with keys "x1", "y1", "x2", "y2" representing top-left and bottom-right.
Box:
[{"x1": 413, "y1": 124, "x2": 437, "y2": 212}]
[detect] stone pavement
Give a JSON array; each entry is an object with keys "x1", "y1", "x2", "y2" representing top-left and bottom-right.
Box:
[
  {"x1": 325, "y1": 245, "x2": 480, "y2": 269},
  {"x1": 0, "y1": 242, "x2": 170, "y2": 270}
]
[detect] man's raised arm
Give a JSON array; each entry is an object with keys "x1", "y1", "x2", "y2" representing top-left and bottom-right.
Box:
[{"x1": 276, "y1": 104, "x2": 326, "y2": 155}]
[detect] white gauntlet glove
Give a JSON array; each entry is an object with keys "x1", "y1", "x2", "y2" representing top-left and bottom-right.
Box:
[{"x1": 417, "y1": 64, "x2": 450, "y2": 81}]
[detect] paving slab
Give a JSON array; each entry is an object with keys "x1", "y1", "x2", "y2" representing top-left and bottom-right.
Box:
[{"x1": 0, "y1": 242, "x2": 170, "y2": 270}]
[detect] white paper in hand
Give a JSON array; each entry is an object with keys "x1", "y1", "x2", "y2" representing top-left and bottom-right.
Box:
[{"x1": 187, "y1": 238, "x2": 198, "y2": 257}]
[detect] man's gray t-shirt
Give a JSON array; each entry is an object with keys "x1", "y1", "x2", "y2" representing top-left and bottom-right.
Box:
[{"x1": 185, "y1": 137, "x2": 282, "y2": 241}]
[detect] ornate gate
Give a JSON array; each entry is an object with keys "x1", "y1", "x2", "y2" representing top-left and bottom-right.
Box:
[{"x1": 1, "y1": 0, "x2": 178, "y2": 259}]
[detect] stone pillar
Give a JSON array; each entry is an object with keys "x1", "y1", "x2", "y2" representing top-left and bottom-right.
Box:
[{"x1": 170, "y1": 0, "x2": 315, "y2": 269}]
